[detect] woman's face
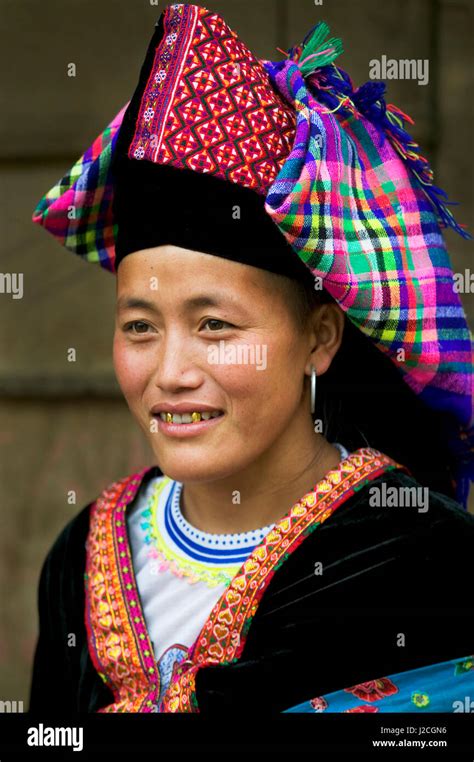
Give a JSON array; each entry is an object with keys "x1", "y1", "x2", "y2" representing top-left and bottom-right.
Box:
[{"x1": 113, "y1": 245, "x2": 339, "y2": 483}]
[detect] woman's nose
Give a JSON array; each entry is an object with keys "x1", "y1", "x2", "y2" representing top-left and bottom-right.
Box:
[{"x1": 152, "y1": 335, "x2": 202, "y2": 390}]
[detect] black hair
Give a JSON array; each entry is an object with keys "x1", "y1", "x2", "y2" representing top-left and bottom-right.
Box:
[{"x1": 281, "y1": 271, "x2": 458, "y2": 500}]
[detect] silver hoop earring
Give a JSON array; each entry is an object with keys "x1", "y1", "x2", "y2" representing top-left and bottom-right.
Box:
[{"x1": 310, "y1": 364, "x2": 317, "y2": 415}]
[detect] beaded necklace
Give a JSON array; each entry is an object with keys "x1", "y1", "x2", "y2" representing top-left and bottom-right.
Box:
[
  {"x1": 140, "y1": 477, "x2": 275, "y2": 588},
  {"x1": 140, "y1": 443, "x2": 350, "y2": 588}
]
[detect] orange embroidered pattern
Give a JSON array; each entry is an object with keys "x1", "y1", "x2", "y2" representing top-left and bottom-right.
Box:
[
  {"x1": 85, "y1": 468, "x2": 159, "y2": 712},
  {"x1": 85, "y1": 448, "x2": 409, "y2": 712}
]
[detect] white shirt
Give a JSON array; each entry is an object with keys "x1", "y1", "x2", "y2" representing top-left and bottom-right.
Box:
[{"x1": 127, "y1": 442, "x2": 350, "y2": 705}]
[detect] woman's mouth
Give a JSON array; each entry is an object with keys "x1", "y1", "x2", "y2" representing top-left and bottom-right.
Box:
[
  {"x1": 152, "y1": 410, "x2": 225, "y2": 438},
  {"x1": 158, "y1": 410, "x2": 222, "y2": 424}
]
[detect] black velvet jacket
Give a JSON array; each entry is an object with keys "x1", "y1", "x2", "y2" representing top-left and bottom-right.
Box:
[{"x1": 28, "y1": 467, "x2": 474, "y2": 713}]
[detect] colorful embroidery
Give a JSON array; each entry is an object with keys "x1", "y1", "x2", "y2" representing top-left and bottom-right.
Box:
[
  {"x1": 310, "y1": 697, "x2": 328, "y2": 712},
  {"x1": 454, "y1": 656, "x2": 474, "y2": 676},
  {"x1": 156, "y1": 644, "x2": 189, "y2": 705},
  {"x1": 411, "y1": 691, "x2": 430, "y2": 709},
  {"x1": 85, "y1": 469, "x2": 159, "y2": 712},
  {"x1": 160, "y1": 449, "x2": 407, "y2": 712},
  {"x1": 288, "y1": 655, "x2": 474, "y2": 713},
  {"x1": 129, "y1": 4, "x2": 296, "y2": 195},
  {"x1": 141, "y1": 476, "x2": 275, "y2": 588},
  {"x1": 344, "y1": 678, "x2": 398, "y2": 703},
  {"x1": 85, "y1": 447, "x2": 408, "y2": 712}
]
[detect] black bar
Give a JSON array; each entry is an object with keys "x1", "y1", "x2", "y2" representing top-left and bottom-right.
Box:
[{"x1": 0, "y1": 713, "x2": 473, "y2": 759}]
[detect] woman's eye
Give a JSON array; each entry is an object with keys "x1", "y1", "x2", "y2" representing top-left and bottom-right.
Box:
[
  {"x1": 201, "y1": 318, "x2": 233, "y2": 331},
  {"x1": 125, "y1": 321, "x2": 151, "y2": 334},
  {"x1": 124, "y1": 319, "x2": 232, "y2": 334}
]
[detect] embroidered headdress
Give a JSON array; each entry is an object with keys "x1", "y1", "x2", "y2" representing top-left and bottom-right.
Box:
[{"x1": 31, "y1": 3, "x2": 473, "y2": 507}]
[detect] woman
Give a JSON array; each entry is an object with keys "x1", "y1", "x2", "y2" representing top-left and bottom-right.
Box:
[{"x1": 29, "y1": 4, "x2": 474, "y2": 713}]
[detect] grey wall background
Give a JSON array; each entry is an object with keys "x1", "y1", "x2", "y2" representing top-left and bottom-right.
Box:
[{"x1": 0, "y1": 0, "x2": 472, "y2": 705}]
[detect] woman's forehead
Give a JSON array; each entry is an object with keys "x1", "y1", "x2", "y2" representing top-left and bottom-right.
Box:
[{"x1": 114, "y1": 254, "x2": 302, "y2": 325}]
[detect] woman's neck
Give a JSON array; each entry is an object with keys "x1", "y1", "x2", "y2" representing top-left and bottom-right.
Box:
[{"x1": 179, "y1": 436, "x2": 343, "y2": 535}]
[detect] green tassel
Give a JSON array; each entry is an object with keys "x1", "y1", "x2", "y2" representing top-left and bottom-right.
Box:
[{"x1": 298, "y1": 21, "x2": 343, "y2": 76}]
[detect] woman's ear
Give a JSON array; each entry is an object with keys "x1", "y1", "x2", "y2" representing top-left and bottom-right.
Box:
[{"x1": 305, "y1": 303, "x2": 345, "y2": 376}]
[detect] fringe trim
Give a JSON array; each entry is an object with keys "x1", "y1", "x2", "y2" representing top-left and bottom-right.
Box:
[{"x1": 280, "y1": 21, "x2": 471, "y2": 240}]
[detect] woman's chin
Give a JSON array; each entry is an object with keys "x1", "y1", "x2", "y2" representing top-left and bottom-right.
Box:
[{"x1": 150, "y1": 451, "x2": 234, "y2": 483}]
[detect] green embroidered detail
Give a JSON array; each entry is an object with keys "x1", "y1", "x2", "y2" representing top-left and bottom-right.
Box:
[
  {"x1": 411, "y1": 691, "x2": 430, "y2": 708},
  {"x1": 454, "y1": 657, "x2": 474, "y2": 675}
]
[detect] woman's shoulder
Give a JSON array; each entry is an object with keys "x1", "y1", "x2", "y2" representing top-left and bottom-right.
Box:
[
  {"x1": 297, "y1": 466, "x2": 474, "y2": 602},
  {"x1": 259, "y1": 467, "x2": 473, "y2": 621},
  {"x1": 326, "y1": 465, "x2": 474, "y2": 532},
  {"x1": 314, "y1": 466, "x2": 474, "y2": 566},
  {"x1": 40, "y1": 464, "x2": 164, "y2": 574}
]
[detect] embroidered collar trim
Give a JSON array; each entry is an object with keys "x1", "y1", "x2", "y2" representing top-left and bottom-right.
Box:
[
  {"x1": 84, "y1": 447, "x2": 409, "y2": 712},
  {"x1": 140, "y1": 477, "x2": 276, "y2": 588}
]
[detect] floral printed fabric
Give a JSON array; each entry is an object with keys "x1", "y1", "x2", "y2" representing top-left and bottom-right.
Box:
[{"x1": 283, "y1": 655, "x2": 474, "y2": 713}]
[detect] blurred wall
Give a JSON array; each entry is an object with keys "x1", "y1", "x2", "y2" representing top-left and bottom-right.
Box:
[{"x1": 0, "y1": 0, "x2": 472, "y2": 704}]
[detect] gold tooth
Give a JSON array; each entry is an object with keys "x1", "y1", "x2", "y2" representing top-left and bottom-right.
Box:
[{"x1": 164, "y1": 411, "x2": 203, "y2": 423}]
